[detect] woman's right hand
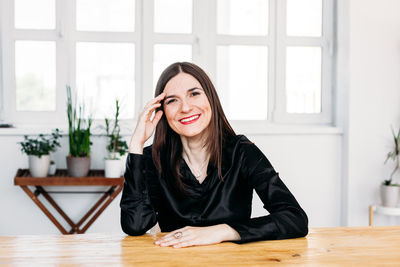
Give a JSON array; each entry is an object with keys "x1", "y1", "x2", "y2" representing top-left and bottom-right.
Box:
[{"x1": 129, "y1": 92, "x2": 166, "y2": 154}]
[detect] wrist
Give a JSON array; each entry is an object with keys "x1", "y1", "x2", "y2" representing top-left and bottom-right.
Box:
[
  {"x1": 129, "y1": 142, "x2": 144, "y2": 154},
  {"x1": 219, "y1": 224, "x2": 241, "y2": 242}
]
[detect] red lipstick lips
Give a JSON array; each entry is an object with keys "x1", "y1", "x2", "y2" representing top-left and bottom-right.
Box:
[{"x1": 179, "y1": 114, "x2": 201, "y2": 125}]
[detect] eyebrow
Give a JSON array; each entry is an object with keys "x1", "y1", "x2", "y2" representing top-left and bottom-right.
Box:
[{"x1": 164, "y1": 87, "x2": 202, "y2": 100}]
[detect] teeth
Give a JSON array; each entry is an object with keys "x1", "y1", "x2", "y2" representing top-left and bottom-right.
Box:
[{"x1": 181, "y1": 115, "x2": 199, "y2": 123}]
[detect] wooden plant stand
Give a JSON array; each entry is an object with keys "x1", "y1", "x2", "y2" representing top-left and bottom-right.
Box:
[{"x1": 14, "y1": 169, "x2": 124, "y2": 234}]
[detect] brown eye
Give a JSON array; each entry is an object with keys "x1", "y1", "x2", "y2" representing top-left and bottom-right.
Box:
[{"x1": 166, "y1": 99, "x2": 176, "y2": 105}]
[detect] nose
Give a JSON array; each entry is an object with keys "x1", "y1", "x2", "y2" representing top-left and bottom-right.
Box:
[{"x1": 180, "y1": 99, "x2": 192, "y2": 113}]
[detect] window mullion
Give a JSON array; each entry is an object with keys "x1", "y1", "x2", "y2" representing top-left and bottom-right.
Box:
[
  {"x1": 268, "y1": 0, "x2": 277, "y2": 123},
  {"x1": 192, "y1": 0, "x2": 216, "y2": 79},
  {"x1": 321, "y1": 0, "x2": 335, "y2": 123},
  {"x1": 141, "y1": 0, "x2": 154, "y2": 104},
  {"x1": 56, "y1": 0, "x2": 69, "y2": 123},
  {"x1": 273, "y1": 0, "x2": 287, "y2": 123},
  {"x1": 1, "y1": 0, "x2": 14, "y2": 123},
  {"x1": 134, "y1": 0, "x2": 143, "y2": 121}
]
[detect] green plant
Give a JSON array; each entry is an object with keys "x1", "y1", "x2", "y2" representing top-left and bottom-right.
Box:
[
  {"x1": 384, "y1": 126, "x2": 400, "y2": 186},
  {"x1": 104, "y1": 100, "x2": 128, "y2": 159},
  {"x1": 67, "y1": 85, "x2": 93, "y2": 157},
  {"x1": 18, "y1": 129, "x2": 61, "y2": 158}
]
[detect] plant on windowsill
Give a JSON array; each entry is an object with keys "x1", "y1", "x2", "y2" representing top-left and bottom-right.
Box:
[
  {"x1": 66, "y1": 85, "x2": 93, "y2": 177},
  {"x1": 381, "y1": 126, "x2": 400, "y2": 207},
  {"x1": 103, "y1": 100, "x2": 128, "y2": 178},
  {"x1": 18, "y1": 129, "x2": 61, "y2": 177}
]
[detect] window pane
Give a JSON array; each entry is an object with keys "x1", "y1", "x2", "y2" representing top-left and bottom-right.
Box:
[
  {"x1": 15, "y1": 41, "x2": 56, "y2": 111},
  {"x1": 287, "y1": 0, "x2": 322, "y2": 37},
  {"x1": 76, "y1": 0, "x2": 135, "y2": 32},
  {"x1": 76, "y1": 43, "x2": 135, "y2": 119},
  {"x1": 153, "y1": 44, "x2": 192, "y2": 89},
  {"x1": 217, "y1": 0, "x2": 268, "y2": 36},
  {"x1": 154, "y1": 0, "x2": 192, "y2": 33},
  {"x1": 217, "y1": 46, "x2": 268, "y2": 120},
  {"x1": 15, "y1": 0, "x2": 55, "y2": 29},
  {"x1": 286, "y1": 47, "x2": 321, "y2": 113}
]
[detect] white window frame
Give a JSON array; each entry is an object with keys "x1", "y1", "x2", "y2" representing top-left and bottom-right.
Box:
[
  {"x1": 0, "y1": 0, "x2": 335, "y2": 128},
  {"x1": 274, "y1": 0, "x2": 334, "y2": 124},
  {"x1": 0, "y1": 0, "x2": 141, "y2": 125}
]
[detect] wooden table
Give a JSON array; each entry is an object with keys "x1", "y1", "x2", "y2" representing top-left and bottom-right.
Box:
[
  {"x1": 14, "y1": 169, "x2": 124, "y2": 234},
  {"x1": 1, "y1": 226, "x2": 399, "y2": 266}
]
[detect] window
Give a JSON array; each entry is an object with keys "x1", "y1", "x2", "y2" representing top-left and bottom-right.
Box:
[{"x1": 0, "y1": 0, "x2": 334, "y2": 126}]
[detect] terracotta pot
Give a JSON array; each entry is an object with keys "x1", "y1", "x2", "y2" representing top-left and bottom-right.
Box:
[
  {"x1": 66, "y1": 156, "x2": 91, "y2": 177},
  {"x1": 29, "y1": 155, "x2": 50, "y2": 177}
]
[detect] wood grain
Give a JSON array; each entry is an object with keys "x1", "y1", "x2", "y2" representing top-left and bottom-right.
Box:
[
  {"x1": 14, "y1": 169, "x2": 124, "y2": 186},
  {"x1": 0, "y1": 226, "x2": 399, "y2": 266}
]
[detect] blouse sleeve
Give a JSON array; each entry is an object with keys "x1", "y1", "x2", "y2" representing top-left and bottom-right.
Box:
[
  {"x1": 120, "y1": 149, "x2": 158, "y2": 235},
  {"x1": 226, "y1": 141, "x2": 308, "y2": 244}
]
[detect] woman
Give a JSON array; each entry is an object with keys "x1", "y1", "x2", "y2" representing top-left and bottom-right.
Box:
[{"x1": 120, "y1": 62, "x2": 308, "y2": 248}]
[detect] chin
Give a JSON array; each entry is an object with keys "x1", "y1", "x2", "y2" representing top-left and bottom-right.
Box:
[
  {"x1": 173, "y1": 126, "x2": 208, "y2": 138},
  {"x1": 177, "y1": 130, "x2": 204, "y2": 138}
]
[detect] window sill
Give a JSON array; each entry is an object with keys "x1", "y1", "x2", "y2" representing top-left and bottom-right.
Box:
[
  {"x1": 232, "y1": 124, "x2": 343, "y2": 136},
  {"x1": 0, "y1": 123, "x2": 343, "y2": 136}
]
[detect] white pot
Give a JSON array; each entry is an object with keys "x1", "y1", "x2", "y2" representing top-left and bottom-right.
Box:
[
  {"x1": 108, "y1": 152, "x2": 127, "y2": 176},
  {"x1": 28, "y1": 155, "x2": 50, "y2": 177},
  {"x1": 48, "y1": 163, "x2": 56, "y2": 175},
  {"x1": 105, "y1": 159, "x2": 122, "y2": 178},
  {"x1": 380, "y1": 184, "x2": 400, "y2": 207},
  {"x1": 120, "y1": 154, "x2": 128, "y2": 176}
]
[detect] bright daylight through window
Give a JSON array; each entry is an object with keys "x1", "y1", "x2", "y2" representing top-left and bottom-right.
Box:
[{"x1": 0, "y1": 0, "x2": 334, "y2": 125}]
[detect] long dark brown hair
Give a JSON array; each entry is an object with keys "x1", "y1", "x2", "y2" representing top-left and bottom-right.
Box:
[{"x1": 152, "y1": 62, "x2": 236, "y2": 196}]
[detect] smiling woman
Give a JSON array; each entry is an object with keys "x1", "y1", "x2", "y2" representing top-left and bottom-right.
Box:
[
  {"x1": 120, "y1": 62, "x2": 308, "y2": 248},
  {"x1": 163, "y1": 74, "x2": 212, "y2": 139}
]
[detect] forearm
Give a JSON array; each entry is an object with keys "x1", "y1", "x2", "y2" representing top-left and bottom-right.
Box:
[
  {"x1": 129, "y1": 139, "x2": 144, "y2": 154},
  {"x1": 120, "y1": 153, "x2": 157, "y2": 235},
  {"x1": 226, "y1": 208, "x2": 308, "y2": 244}
]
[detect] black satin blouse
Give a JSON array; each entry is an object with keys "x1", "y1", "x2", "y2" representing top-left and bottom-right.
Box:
[{"x1": 120, "y1": 135, "x2": 308, "y2": 244}]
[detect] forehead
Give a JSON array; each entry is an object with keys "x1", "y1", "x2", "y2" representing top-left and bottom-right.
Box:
[{"x1": 164, "y1": 72, "x2": 202, "y2": 95}]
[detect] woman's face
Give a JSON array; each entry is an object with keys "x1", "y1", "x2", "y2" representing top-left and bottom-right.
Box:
[{"x1": 162, "y1": 72, "x2": 212, "y2": 139}]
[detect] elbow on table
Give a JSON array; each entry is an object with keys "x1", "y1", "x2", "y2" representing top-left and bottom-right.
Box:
[
  {"x1": 120, "y1": 211, "x2": 152, "y2": 236},
  {"x1": 295, "y1": 210, "x2": 309, "y2": 238},
  {"x1": 121, "y1": 222, "x2": 148, "y2": 236}
]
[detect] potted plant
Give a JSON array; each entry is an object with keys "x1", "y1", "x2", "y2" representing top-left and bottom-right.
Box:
[
  {"x1": 66, "y1": 85, "x2": 93, "y2": 177},
  {"x1": 18, "y1": 129, "x2": 61, "y2": 177},
  {"x1": 381, "y1": 126, "x2": 400, "y2": 207},
  {"x1": 103, "y1": 100, "x2": 128, "y2": 178}
]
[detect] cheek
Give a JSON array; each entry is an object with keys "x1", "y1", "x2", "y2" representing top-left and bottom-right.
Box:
[{"x1": 164, "y1": 108, "x2": 177, "y2": 126}]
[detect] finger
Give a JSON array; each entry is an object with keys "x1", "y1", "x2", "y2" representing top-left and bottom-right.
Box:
[
  {"x1": 151, "y1": 110, "x2": 163, "y2": 126},
  {"x1": 173, "y1": 240, "x2": 193, "y2": 248},
  {"x1": 145, "y1": 92, "x2": 166, "y2": 107},
  {"x1": 157, "y1": 234, "x2": 192, "y2": 247},
  {"x1": 141, "y1": 103, "x2": 161, "y2": 121},
  {"x1": 155, "y1": 229, "x2": 185, "y2": 244}
]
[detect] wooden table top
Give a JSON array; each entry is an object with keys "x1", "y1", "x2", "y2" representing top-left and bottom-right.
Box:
[
  {"x1": 1, "y1": 226, "x2": 399, "y2": 266},
  {"x1": 14, "y1": 169, "x2": 124, "y2": 186}
]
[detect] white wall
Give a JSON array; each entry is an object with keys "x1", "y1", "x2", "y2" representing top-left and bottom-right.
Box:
[{"x1": 345, "y1": 0, "x2": 400, "y2": 226}]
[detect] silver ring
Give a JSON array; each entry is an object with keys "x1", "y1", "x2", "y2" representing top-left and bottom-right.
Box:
[{"x1": 174, "y1": 231, "x2": 183, "y2": 239}]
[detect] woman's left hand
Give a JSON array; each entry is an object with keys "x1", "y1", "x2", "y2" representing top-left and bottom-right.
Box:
[{"x1": 154, "y1": 224, "x2": 240, "y2": 248}]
